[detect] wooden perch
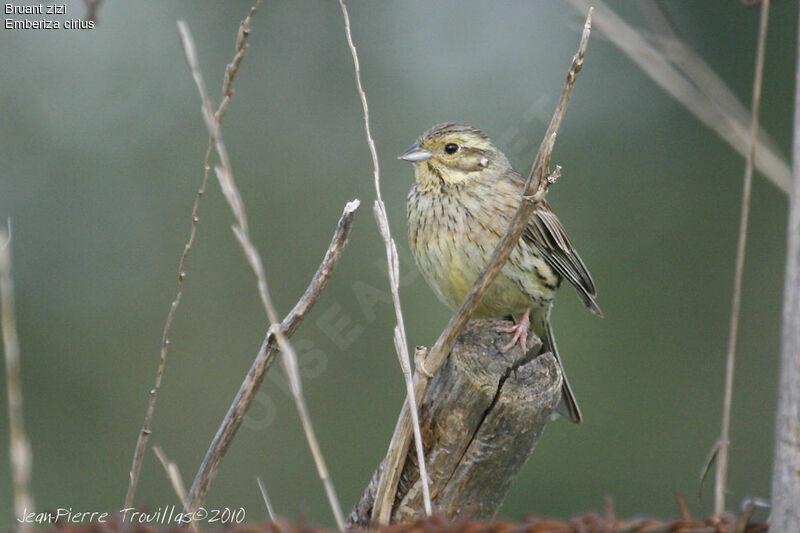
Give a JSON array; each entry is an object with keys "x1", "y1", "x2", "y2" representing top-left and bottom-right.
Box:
[{"x1": 347, "y1": 319, "x2": 563, "y2": 527}]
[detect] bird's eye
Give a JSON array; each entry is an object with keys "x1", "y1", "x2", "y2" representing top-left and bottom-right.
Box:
[{"x1": 444, "y1": 143, "x2": 459, "y2": 154}]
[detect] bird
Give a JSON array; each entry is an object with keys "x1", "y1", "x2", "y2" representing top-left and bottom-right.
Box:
[{"x1": 400, "y1": 122, "x2": 601, "y2": 424}]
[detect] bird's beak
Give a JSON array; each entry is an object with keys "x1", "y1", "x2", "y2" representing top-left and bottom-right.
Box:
[{"x1": 398, "y1": 142, "x2": 432, "y2": 162}]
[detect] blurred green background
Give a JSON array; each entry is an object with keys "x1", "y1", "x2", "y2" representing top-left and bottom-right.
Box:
[{"x1": 0, "y1": 0, "x2": 795, "y2": 527}]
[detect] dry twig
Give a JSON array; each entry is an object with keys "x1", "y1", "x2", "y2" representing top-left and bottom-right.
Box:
[
  {"x1": 153, "y1": 445, "x2": 189, "y2": 507},
  {"x1": 0, "y1": 226, "x2": 34, "y2": 529},
  {"x1": 177, "y1": 19, "x2": 349, "y2": 528},
  {"x1": 182, "y1": 196, "x2": 357, "y2": 516},
  {"x1": 124, "y1": 2, "x2": 262, "y2": 509},
  {"x1": 153, "y1": 444, "x2": 197, "y2": 533},
  {"x1": 257, "y1": 477, "x2": 277, "y2": 522},
  {"x1": 715, "y1": 0, "x2": 770, "y2": 516},
  {"x1": 636, "y1": 0, "x2": 780, "y2": 163},
  {"x1": 565, "y1": 0, "x2": 790, "y2": 195},
  {"x1": 337, "y1": 0, "x2": 432, "y2": 518},
  {"x1": 370, "y1": 10, "x2": 593, "y2": 524}
]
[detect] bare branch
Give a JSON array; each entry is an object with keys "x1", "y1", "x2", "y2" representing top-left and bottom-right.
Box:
[
  {"x1": 183, "y1": 198, "x2": 359, "y2": 520},
  {"x1": 715, "y1": 0, "x2": 770, "y2": 516},
  {"x1": 566, "y1": 0, "x2": 790, "y2": 194},
  {"x1": 177, "y1": 19, "x2": 349, "y2": 527},
  {"x1": 124, "y1": 1, "x2": 262, "y2": 509},
  {"x1": 371, "y1": 10, "x2": 593, "y2": 524},
  {"x1": 637, "y1": 0, "x2": 782, "y2": 158},
  {"x1": 180, "y1": 16, "x2": 345, "y2": 522},
  {"x1": 0, "y1": 226, "x2": 34, "y2": 530},
  {"x1": 337, "y1": 0, "x2": 432, "y2": 518}
]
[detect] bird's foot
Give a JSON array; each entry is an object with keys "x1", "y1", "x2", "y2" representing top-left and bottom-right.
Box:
[{"x1": 496, "y1": 307, "x2": 531, "y2": 353}]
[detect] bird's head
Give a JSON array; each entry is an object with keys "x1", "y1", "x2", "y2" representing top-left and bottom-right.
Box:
[{"x1": 398, "y1": 123, "x2": 509, "y2": 187}]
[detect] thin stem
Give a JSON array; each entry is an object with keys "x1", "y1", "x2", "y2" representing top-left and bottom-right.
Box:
[
  {"x1": 152, "y1": 445, "x2": 189, "y2": 506},
  {"x1": 0, "y1": 227, "x2": 34, "y2": 530},
  {"x1": 256, "y1": 477, "x2": 277, "y2": 522},
  {"x1": 124, "y1": 1, "x2": 262, "y2": 509},
  {"x1": 337, "y1": 0, "x2": 432, "y2": 518},
  {"x1": 714, "y1": 0, "x2": 770, "y2": 516},
  {"x1": 177, "y1": 18, "x2": 346, "y2": 528}
]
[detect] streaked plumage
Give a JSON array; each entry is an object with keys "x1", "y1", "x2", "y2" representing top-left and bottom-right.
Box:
[{"x1": 401, "y1": 123, "x2": 601, "y2": 423}]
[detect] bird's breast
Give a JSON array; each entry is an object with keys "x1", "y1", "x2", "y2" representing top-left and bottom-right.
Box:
[{"x1": 407, "y1": 183, "x2": 557, "y2": 316}]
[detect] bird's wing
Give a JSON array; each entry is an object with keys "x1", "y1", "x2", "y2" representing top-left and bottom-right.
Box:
[{"x1": 504, "y1": 172, "x2": 602, "y2": 315}]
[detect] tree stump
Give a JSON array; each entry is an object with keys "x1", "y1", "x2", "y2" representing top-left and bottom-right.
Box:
[{"x1": 347, "y1": 318, "x2": 563, "y2": 527}]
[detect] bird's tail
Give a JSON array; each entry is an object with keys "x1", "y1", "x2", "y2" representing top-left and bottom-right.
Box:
[{"x1": 532, "y1": 307, "x2": 582, "y2": 424}]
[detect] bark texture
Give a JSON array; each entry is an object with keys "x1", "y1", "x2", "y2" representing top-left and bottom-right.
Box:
[
  {"x1": 770, "y1": 4, "x2": 800, "y2": 529},
  {"x1": 347, "y1": 318, "x2": 562, "y2": 528}
]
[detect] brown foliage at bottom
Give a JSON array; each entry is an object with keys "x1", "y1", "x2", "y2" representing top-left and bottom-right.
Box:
[{"x1": 42, "y1": 496, "x2": 768, "y2": 533}]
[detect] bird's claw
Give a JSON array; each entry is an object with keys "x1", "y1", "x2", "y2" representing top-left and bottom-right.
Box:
[{"x1": 496, "y1": 309, "x2": 531, "y2": 353}]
